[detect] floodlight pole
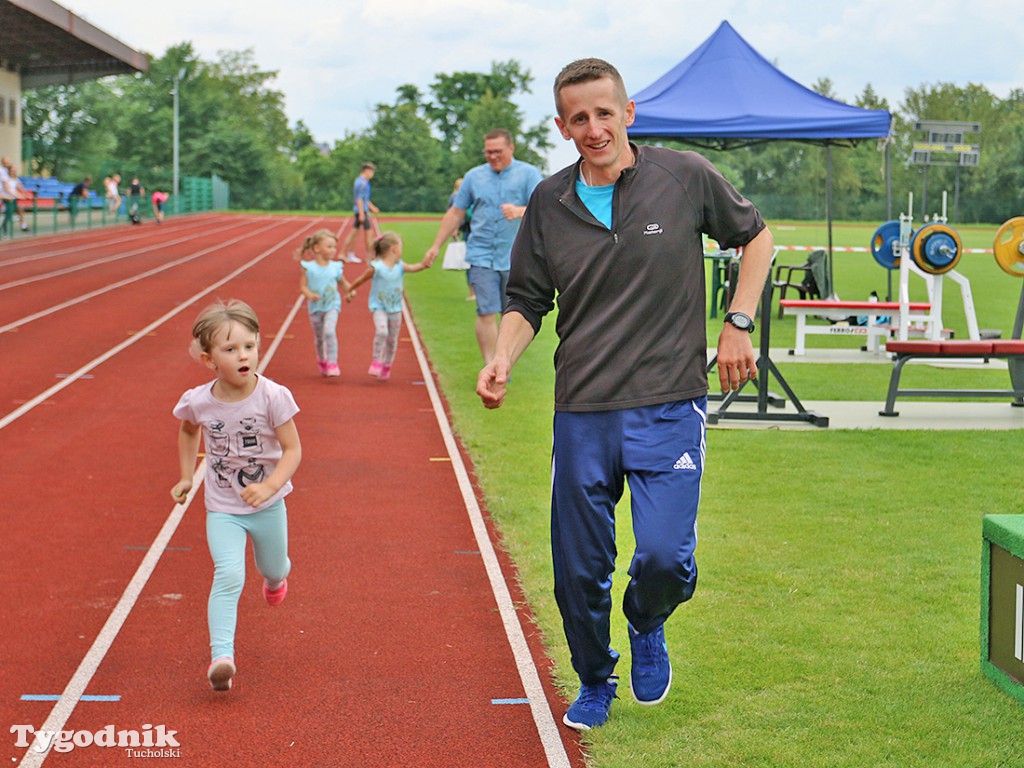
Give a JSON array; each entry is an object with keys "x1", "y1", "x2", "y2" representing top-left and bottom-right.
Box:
[{"x1": 172, "y1": 68, "x2": 185, "y2": 214}]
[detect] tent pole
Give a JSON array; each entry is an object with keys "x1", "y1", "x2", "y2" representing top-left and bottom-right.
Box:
[
  {"x1": 885, "y1": 139, "x2": 892, "y2": 219},
  {"x1": 886, "y1": 139, "x2": 893, "y2": 300},
  {"x1": 826, "y1": 144, "x2": 834, "y2": 294}
]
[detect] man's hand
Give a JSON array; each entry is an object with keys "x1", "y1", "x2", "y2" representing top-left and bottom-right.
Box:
[
  {"x1": 477, "y1": 358, "x2": 511, "y2": 409},
  {"x1": 716, "y1": 325, "x2": 758, "y2": 391},
  {"x1": 501, "y1": 203, "x2": 525, "y2": 220}
]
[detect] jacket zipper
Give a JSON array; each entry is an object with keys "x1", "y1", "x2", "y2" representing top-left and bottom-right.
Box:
[{"x1": 559, "y1": 196, "x2": 619, "y2": 244}]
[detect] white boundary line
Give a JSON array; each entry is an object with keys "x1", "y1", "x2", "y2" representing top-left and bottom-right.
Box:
[
  {"x1": 0, "y1": 222, "x2": 317, "y2": 432},
  {"x1": 17, "y1": 295, "x2": 307, "y2": 767},
  {"x1": 0, "y1": 218, "x2": 295, "y2": 335},
  {"x1": 0, "y1": 218, "x2": 256, "y2": 293},
  {"x1": 401, "y1": 299, "x2": 571, "y2": 768},
  {"x1": 0, "y1": 214, "x2": 248, "y2": 269}
]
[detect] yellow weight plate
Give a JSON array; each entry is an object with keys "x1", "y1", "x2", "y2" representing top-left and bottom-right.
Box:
[
  {"x1": 911, "y1": 223, "x2": 962, "y2": 275},
  {"x1": 993, "y1": 217, "x2": 1024, "y2": 277}
]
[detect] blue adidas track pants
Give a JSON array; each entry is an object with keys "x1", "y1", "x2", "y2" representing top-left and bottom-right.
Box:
[{"x1": 551, "y1": 398, "x2": 706, "y2": 685}]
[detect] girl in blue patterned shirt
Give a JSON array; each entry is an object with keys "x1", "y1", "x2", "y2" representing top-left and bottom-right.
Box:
[
  {"x1": 297, "y1": 229, "x2": 353, "y2": 377},
  {"x1": 348, "y1": 232, "x2": 431, "y2": 381}
]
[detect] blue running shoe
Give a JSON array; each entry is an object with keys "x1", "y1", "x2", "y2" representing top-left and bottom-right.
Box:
[
  {"x1": 562, "y1": 677, "x2": 618, "y2": 731},
  {"x1": 629, "y1": 623, "x2": 672, "y2": 705}
]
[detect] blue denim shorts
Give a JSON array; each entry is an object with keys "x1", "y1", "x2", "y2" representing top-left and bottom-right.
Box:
[{"x1": 467, "y1": 265, "x2": 509, "y2": 316}]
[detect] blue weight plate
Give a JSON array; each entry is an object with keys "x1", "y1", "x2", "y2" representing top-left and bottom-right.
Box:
[{"x1": 870, "y1": 220, "x2": 902, "y2": 269}]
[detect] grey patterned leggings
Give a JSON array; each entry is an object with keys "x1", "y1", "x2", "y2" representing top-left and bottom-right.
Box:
[
  {"x1": 308, "y1": 308, "x2": 339, "y2": 364},
  {"x1": 372, "y1": 310, "x2": 402, "y2": 366}
]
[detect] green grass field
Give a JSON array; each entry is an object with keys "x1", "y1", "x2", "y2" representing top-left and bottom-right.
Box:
[{"x1": 390, "y1": 217, "x2": 1024, "y2": 767}]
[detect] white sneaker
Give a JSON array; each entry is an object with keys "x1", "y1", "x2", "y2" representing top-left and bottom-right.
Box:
[{"x1": 347, "y1": 254, "x2": 362, "y2": 263}]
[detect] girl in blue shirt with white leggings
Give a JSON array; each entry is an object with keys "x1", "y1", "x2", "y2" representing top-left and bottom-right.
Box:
[
  {"x1": 297, "y1": 229, "x2": 353, "y2": 377},
  {"x1": 347, "y1": 232, "x2": 431, "y2": 381}
]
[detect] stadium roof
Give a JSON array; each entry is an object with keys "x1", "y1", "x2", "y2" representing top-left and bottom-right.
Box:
[{"x1": 0, "y1": 0, "x2": 149, "y2": 88}]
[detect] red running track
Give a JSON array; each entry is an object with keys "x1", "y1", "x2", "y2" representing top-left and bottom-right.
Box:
[{"x1": 0, "y1": 214, "x2": 586, "y2": 767}]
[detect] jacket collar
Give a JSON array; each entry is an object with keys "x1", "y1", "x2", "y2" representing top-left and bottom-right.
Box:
[{"x1": 559, "y1": 142, "x2": 642, "y2": 199}]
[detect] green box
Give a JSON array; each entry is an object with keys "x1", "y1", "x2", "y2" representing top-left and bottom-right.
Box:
[{"x1": 981, "y1": 514, "x2": 1024, "y2": 704}]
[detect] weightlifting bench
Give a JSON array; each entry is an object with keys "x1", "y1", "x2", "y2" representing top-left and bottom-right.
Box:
[
  {"x1": 780, "y1": 299, "x2": 933, "y2": 355},
  {"x1": 880, "y1": 339, "x2": 1024, "y2": 416}
]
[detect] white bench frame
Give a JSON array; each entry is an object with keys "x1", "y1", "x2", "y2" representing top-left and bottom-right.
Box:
[{"x1": 780, "y1": 300, "x2": 933, "y2": 356}]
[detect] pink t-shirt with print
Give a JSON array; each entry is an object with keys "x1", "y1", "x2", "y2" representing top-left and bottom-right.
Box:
[{"x1": 173, "y1": 375, "x2": 299, "y2": 514}]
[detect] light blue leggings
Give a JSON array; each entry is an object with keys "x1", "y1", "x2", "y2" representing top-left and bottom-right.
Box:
[{"x1": 206, "y1": 499, "x2": 291, "y2": 661}]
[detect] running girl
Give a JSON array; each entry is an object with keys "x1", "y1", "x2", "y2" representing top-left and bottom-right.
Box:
[
  {"x1": 347, "y1": 232, "x2": 431, "y2": 381},
  {"x1": 297, "y1": 229, "x2": 352, "y2": 377},
  {"x1": 170, "y1": 299, "x2": 301, "y2": 692}
]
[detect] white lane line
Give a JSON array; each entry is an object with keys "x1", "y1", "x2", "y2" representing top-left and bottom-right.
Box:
[
  {"x1": 401, "y1": 298, "x2": 571, "y2": 768},
  {"x1": 16, "y1": 296, "x2": 305, "y2": 768},
  {"x1": 0, "y1": 218, "x2": 297, "y2": 335},
  {"x1": 0, "y1": 221, "x2": 319, "y2": 432},
  {"x1": 0, "y1": 214, "x2": 252, "y2": 268},
  {"x1": 0, "y1": 218, "x2": 259, "y2": 293}
]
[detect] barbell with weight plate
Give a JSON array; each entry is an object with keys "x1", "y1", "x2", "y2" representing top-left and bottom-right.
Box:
[
  {"x1": 910, "y1": 222, "x2": 962, "y2": 275},
  {"x1": 870, "y1": 220, "x2": 905, "y2": 270},
  {"x1": 993, "y1": 217, "x2": 1024, "y2": 277}
]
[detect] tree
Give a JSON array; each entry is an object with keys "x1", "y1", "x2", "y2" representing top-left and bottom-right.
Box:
[
  {"x1": 21, "y1": 80, "x2": 119, "y2": 179},
  {"x1": 454, "y1": 92, "x2": 548, "y2": 175},
  {"x1": 420, "y1": 60, "x2": 534, "y2": 154},
  {"x1": 353, "y1": 100, "x2": 447, "y2": 212},
  {"x1": 398, "y1": 59, "x2": 552, "y2": 182}
]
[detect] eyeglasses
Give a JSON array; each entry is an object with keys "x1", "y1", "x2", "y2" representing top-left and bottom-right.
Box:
[{"x1": 483, "y1": 148, "x2": 509, "y2": 157}]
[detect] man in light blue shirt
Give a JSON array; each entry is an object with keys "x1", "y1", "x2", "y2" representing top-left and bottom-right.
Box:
[{"x1": 426, "y1": 129, "x2": 543, "y2": 362}]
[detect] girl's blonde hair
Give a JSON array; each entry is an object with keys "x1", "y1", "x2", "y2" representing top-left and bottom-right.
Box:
[
  {"x1": 293, "y1": 229, "x2": 338, "y2": 261},
  {"x1": 189, "y1": 299, "x2": 260, "y2": 360},
  {"x1": 372, "y1": 231, "x2": 402, "y2": 259}
]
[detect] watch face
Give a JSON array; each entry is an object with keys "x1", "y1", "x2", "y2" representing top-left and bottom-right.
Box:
[{"x1": 728, "y1": 313, "x2": 753, "y2": 330}]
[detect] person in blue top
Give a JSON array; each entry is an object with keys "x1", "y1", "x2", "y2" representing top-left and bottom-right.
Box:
[
  {"x1": 339, "y1": 162, "x2": 379, "y2": 263},
  {"x1": 296, "y1": 229, "x2": 353, "y2": 377},
  {"x1": 424, "y1": 130, "x2": 543, "y2": 362},
  {"x1": 347, "y1": 232, "x2": 432, "y2": 382}
]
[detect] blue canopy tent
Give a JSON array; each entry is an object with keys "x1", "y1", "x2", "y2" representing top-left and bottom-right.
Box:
[{"x1": 628, "y1": 20, "x2": 893, "y2": 290}]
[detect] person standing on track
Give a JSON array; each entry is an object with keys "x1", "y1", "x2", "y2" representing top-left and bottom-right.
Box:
[
  {"x1": 0, "y1": 159, "x2": 18, "y2": 239},
  {"x1": 296, "y1": 229, "x2": 353, "y2": 377},
  {"x1": 69, "y1": 177, "x2": 91, "y2": 224},
  {"x1": 346, "y1": 231, "x2": 432, "y2": 382},
  {"x1": 339, "y1": 162, "x2": 379, "y2": 264},
  {"x1": 105, "y1": 173, "x2": 122, "y2": 217},
  {"x1": 128, "y1": 176, "x2": 144, "y2": 222},
  {"x1": 170, "y1": 299, "x2": 302, "y2": 692},
  {"x1": 476, "y1": 58, "x2": 774, "y2": 731}
]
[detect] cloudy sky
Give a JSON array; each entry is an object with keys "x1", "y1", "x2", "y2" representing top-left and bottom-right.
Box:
[{"x1": 60, "y1": 0, "x2": 1022, "y2": 172}]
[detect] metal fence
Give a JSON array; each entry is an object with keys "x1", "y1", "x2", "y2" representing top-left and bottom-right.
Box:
[{"x1": 3, "y1": 174, "x2": 230, "y2": 240}]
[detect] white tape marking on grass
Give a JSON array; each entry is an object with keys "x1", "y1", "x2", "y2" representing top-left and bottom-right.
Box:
[
  {"x1": 0, "y1": 222, "x2": 316, "y2": 432},
  {"x1": 401, "y1": 299, "x2": 571, "y2": 768},
  {"x1": 16, "y1": 297, "x2": 304, "y2": 768}
]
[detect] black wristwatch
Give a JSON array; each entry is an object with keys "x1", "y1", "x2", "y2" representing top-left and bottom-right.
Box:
[{"x1": 724, "y1": 311, "x2": 755, "y2": 333}]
